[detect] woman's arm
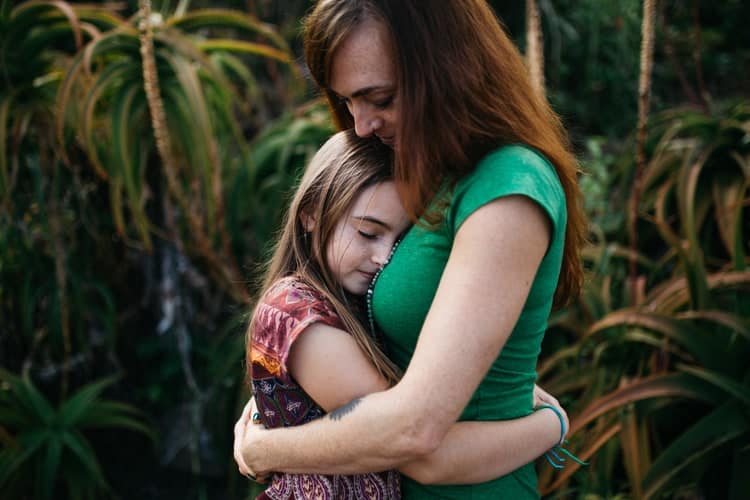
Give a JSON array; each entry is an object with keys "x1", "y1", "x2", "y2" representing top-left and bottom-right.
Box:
[
  {"x1": 240, "y1": 195, "x2": 552, "y2": 476},
  {"x1": 270, "y1": 321, "x2": 563, "y2": 484}
]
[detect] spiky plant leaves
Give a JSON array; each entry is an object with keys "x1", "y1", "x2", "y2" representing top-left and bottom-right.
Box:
[
  {"x1": 642, "y1": 400, "x2": 750, "y2": 499},
  {"x1": 0, "y1": 369, "x2": 152, "y2": 499},
  {"x1": 571, "y1": 372, "x2": 722, "y2": 434},
  {"x1": 52, "y1": 3, "x2": 298, "y2": 301},
  {"x1": 167, "y1": 9, "x2": 290, "y2": 54},
  {"x1": 677, "y1": 364, "x2": 750, "y2": 407}
]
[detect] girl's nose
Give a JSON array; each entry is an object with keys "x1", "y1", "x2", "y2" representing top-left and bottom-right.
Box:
[{"x1": 371, "y1": 243, "x2": 391, "y2": 267}]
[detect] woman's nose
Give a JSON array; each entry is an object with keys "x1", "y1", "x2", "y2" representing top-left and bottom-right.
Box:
[{"x1": 352, "y1": 105, "x2": 381, "y2": 138}]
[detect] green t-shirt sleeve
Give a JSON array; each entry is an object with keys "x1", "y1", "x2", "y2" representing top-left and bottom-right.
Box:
[{"x1": 449, "y1": 145, "x2": 566, "y2": 239}]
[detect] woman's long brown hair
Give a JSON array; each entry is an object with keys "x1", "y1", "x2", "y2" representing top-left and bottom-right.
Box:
[
  {"x1": 304, "y1": 0, "x2": 586, "y2": 307},
  {"x1": 247, "y1": 130, "x2": 401, "y2": 386}
]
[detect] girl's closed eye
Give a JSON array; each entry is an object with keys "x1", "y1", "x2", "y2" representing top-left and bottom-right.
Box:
[{"x1": 358, "y1": 230, "x2": 377, "y2": 240}]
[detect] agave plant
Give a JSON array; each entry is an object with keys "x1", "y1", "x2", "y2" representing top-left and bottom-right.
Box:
[
  {"x1": 55, "y1": 0, "x2": 298, "y2": 302},
  {"x1": 0, "y1": 369, "x2": 153, "y2": 500},
  {"x1": 538, "y1": 102, "x2": 750, "y2": 499},
  {"x1": 0, "y1": 0, "x2": 127, "y2": 393}
]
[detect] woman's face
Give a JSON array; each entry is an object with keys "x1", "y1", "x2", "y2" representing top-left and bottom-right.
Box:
[
  {"x1": 329, "y1": 19, "x2": 399, "y2": 148},
  {"x1": 325, "y1": 181, "x2": 409, "y2": 296}
]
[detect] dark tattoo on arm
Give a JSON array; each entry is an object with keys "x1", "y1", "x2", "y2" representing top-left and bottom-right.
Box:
[{"x1": 329, "y1": 398, "x2": 362, "y2": 421}]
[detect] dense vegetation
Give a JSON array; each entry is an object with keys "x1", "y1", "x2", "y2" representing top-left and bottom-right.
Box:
[{"x1": 1, "y1": 1, "x2": 747, "y2": 499}]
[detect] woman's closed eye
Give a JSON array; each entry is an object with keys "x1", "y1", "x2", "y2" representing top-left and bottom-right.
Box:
[
  {"x1": 358, "y1": 230, "x2": 378, "y2": 240},
  {"x1": 373, "y1": 95, "x2": 394, "y2": 109}
]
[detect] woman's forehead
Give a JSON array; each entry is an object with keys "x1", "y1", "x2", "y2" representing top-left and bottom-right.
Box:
[{"x1": 329, "y1": 19, "x2": 395, "y2": 97}]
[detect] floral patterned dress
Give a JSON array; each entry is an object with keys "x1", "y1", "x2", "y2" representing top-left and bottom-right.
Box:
[{"x1": 249, "y1": 276, "x2": 400, "y2": 500}]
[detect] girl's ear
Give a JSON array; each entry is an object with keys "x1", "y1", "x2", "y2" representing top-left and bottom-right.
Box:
[{"x1": 300, "y1": 212, "x2": 316, "y2": 232}]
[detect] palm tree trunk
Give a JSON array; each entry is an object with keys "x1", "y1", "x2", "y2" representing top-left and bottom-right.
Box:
[
  {"x1": 629, "y1": 0, "x2": 656, "y2": 305},
  {"x1": 526, "y1": 0, "x2": 545, "y2": 93}
]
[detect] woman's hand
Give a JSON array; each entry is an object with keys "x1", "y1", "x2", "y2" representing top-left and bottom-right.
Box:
[
  {"x1": 533, "y1": 384, "x2": 569, "y2": 443},
  {"x1": 233, "y1": 397, "x2": 270, "y2": 482}
]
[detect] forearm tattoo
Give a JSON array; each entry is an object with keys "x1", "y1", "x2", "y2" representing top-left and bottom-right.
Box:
[{"x1": 329, "y1": 398, "x2": 362, "y2": 421}]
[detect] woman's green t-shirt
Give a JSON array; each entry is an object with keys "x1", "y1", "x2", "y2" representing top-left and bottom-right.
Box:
[{"x1": 372, "y1": 145, "x2": 567, "y2": 499}]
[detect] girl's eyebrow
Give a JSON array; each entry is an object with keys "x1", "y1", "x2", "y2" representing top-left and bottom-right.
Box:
[{"x1": 351, "y1": 215, "x2": 391, "y2": 230}]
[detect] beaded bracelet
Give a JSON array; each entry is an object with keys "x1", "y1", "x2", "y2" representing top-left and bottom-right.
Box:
[{"x1": 534, "y1": 405, "x2": 588, "y2": 470}]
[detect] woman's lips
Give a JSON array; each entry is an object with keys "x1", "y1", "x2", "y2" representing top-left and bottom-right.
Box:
[{"x1": 377, "y1": 135, "x2": 394, "y2": 146}]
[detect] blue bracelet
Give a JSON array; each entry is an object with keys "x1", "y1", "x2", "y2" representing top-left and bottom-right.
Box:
[
  {"x1": 534, "y1": 405, "x2": 588, "y2": 470},
  {"x1": 535, "y1": 404, "x2": 566, "y2": 445}
]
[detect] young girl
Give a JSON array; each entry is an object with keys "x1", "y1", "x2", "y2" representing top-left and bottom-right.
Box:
[{"x1": 241, "y1": 130, "x2": 567, "y2": 499}]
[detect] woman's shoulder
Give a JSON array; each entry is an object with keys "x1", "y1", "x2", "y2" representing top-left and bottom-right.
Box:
[
  {"x1": 449, "y1": 144, "x2": 566, "y2": 232},
  {"x1": 474, "y1": 144, "x2": 557, "y2": 180}
]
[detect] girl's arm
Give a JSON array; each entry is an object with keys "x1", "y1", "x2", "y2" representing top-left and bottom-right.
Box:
[
  {"x1": 267, "y1": 321, "x2": 563, "y2": 484},
  {"x1": 240, "y1": 195, "x2": 552, "y2": 476}
]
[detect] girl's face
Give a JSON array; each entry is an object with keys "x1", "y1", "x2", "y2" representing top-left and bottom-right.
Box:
[
  {"x1": 329, "y1": 19, "x2": 399, "y2": 148},
  {"x1": 325, "y1": 181, "x2": 409, "y2": 296}
]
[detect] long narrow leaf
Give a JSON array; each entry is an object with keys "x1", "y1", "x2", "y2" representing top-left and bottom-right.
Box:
[
  {"x1": 60, "y1": 430, "x2": 108, "y2": 490},
  {"x1": 677, "y1": 364, "x2": 750, "y2": 407},
  {"x1": 643, "y1": 401, "x2": 750, "y2": 499},
  {"x1": 571, "y1": 372, "x2": 721, "y2": 434},
  {"x1": 41, "y1": 433, "x2": 62, "y2": 500},
  {"x1": 58, "y1": 376, "x2": 117, "y2": 427},
  {"x1": 167, "y1": 9, "x2": 289, "y2": 51},
  {"x1": 585, "y1": 309, "x2": 725, "y2": 369}
]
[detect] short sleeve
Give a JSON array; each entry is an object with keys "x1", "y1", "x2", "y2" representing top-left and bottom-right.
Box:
[
  {"x1": 449, "y1": 145, "x2": 566, "y2": 240},
  {"x1": 250, "y1": 278, "x2": 342, "y2": 382}
]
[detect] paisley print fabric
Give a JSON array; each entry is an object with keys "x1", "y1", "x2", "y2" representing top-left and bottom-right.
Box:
[{"x1": 249, "y1": 276, "x2": 400, "y2": 500}]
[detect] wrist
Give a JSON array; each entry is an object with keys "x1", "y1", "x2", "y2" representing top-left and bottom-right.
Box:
[
  {"x1": 244, "y1": 428, "x2": 272, "y2": 476},
  {"x1": 534, "y1": 404, "x2": 566, "y2": 446}
]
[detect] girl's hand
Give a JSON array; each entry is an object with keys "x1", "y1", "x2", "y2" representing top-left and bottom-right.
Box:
[{"x1": 233, "y1": 397, "x2": 270, "y2": 482}]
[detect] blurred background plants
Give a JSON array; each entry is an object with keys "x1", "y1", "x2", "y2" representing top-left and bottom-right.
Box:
[{"x1": 1, "y1": 0, "x2": 748, "y2": 499}]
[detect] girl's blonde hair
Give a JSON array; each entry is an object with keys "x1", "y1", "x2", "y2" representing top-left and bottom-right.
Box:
[{"x1": 246, "y1": 130, "x2": 401, "y2": 385}]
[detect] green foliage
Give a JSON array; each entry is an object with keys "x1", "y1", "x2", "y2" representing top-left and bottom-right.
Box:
[
  {"x1": 2, "y1": 0, "x2": 749, "y2": 498},
  {"x1": 230, "y1": 99, "x2": 334, "y2": 264},
  {"x1": 54, "y1": 3, "x2": 298, "y2": 301},
  {"x1": 0, "y1": 369, "x2": 152, "y2": 500},
  {"x1": 539, "y1": 102, "x2": 750, "y2": 499},
  {"x1": 1, "y1": 1, "x2": 310, "y2": 498}
]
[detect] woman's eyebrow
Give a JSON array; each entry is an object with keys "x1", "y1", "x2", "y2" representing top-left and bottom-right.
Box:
[{"x1": 331, "y1": 85, "x2": 394, "y2": 99}]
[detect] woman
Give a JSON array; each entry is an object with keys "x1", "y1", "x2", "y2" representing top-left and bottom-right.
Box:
[{"x1": 237, "y1": 0, "x2": 586, "y2": 497}]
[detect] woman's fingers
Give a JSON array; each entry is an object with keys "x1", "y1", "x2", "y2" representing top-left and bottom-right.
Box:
[
  {"x1": 533, "y1": 383, "x2": 559, "y2": 408},
  {"x1": 233, "y1": 399, "x2": 254, "y2": 475}
]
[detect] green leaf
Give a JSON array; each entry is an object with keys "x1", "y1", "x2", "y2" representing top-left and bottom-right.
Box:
[
  {"x1": 0, "y1": 369, "x2": 54, "y2": 425},
  {"x1": 585, "y1": 310, "x2": 727, "y2": 370},
  {"x1": 0, "y1": 428, "x2": 48, "y2": 486},
  {"x1": 643, "y1": 400, "x2": 750, "y2": 499},
  {"x1": 111, "y1": 83, "x2": 152, "y2": 250},
  {"x1": 571, "y1": 372, "x2": 721, "y2": 434},
  {"x1": 167, "y1": 8, "x2": 289, "y2": 51},
  {"x1": 58, "y1": 376, "x2": 117, "y2": 427},
  {"x1": 41, "y1": 433, "x2": 62, "y2": 500},
  {"x1": 77, "y1": 400, "x2": 154, "y2": 440},
  {"x1": 60, "y1": 430, "x2": 108, "y2": 490},
  {"x1": 197, "y1": 39, "x2": 291, "y2": 63},
  {"x1": 677, "y1": 364, "x2": 750, "y2": 408}
]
